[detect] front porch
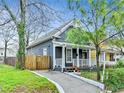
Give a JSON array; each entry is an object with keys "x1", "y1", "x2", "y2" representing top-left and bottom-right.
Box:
[
  {"x1": 55, "y1": 47, "x2": 90, "y2": 68},
  {"x1": 52, "y1": 41, "x2": 117, "y2": 71},
  {"x1": 52, "y1": 41, "x2": 92, "y2": 71}
]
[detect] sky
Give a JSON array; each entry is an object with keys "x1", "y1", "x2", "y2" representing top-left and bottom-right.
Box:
[
  {"x1": 0, "y1": 0, "x2": 82, "y2": 47},
  {"x1": 0, "y1": 0, "x2": 116, "y2": 49},
  {"x1": 42, "y1": 0, "x2": 86, "y2": 30},
  {"x1": 42, "y1": 0, "x2": 80, "y2": 27},
  {"x1": 43, "y1": 0, "x2": 68, "y2": 11},
  {"x1": 5, "y1": 0, "x2": 81, "y2": 22}
]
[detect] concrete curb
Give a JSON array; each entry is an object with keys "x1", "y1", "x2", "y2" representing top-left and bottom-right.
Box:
[
  {"x1": 65, "y1": 72, "x2": 105, "y2": 90},
  {"x1": 31, "y1": 71, "x2": 65, "y2": 93}
]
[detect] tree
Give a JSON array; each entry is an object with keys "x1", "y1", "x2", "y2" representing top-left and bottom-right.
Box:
[
  {"x1": 109, "y1": 8, "x2": 124, "y2": 56},
  {"x1": 0, "y1": 24, "x2": 17, "y2": 64},
  {"x1": 0, "y1": 0, "x2": 62, "y2": 69},
  {"x1": 1, "y1": 0, "x2": 26, "y2": 69},
  {"x1": 67, "y1": 0, "x2": 124, "y2": 80},
  {"x1": 25, "y1": 0, "x2": 62, "y2": 46}
]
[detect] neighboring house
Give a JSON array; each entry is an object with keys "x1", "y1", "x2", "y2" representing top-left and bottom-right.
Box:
[
  {"x1": 27, "y1": 20, "x2": 119, "y2": 70},
  {"x1": 0, "y1": 47, "x2": 16, "y2": 63}
]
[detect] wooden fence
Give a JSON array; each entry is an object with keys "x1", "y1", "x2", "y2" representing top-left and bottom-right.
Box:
[
  {"x1": 5, "y1": 57, "x2": 16, "y2": 66},
  {"x1": 25, "y1": 55, "x2": 50, "y2": 70}
]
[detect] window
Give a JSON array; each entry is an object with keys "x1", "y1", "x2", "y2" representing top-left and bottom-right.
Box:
[
  {"x1": 56, "y1": 47, "x2": 62, "y2": 58},
  {"x1": 79, "y1": 49, "x2": 83, "y2": 59},
  {"x1": 43, "y1": 48, "x2": 47, "y2": 55},
  {"x1": 72, "y1": 49, "x2": 77, "y2": 59},
  {"x1": 82, "y1": 52, "x2": 88, "y2": 59},
  {"x1": 110, "y1": 53, "x2": 115, "y2": 61}
]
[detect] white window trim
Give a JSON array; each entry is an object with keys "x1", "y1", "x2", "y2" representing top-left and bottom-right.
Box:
[{"x1": 43, "y1": 48, "x2": 47, "y2": 56}]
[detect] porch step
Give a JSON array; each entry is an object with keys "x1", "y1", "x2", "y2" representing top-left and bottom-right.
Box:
[{"x1": 64, "y1": 67, "x2": 77, "y2": 72}]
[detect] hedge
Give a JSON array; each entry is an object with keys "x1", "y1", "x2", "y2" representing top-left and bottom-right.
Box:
[{"x1": 104, "y1": 68, "x2": 124, "y2": 92}]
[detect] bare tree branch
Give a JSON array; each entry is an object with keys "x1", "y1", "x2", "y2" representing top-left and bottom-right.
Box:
[
  {"x1": 0, "y1": 19, "x2": 11, "y2": 26},
  {"x1": 99, "y1": 28, "x2": 124, "y2": 45},
  {"x1": 1, "y1": 0, "x2": 17, "y2": 25}
]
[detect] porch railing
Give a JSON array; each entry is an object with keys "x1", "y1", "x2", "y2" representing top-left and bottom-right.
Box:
[
  {"x1": 73, "y1": 59, "x2": 77, "y2": 66},
  {"x1": 56, "y1": 58, "x2": 116, "y2": 67},
  {"x1": 73, "y1": 59, "x2": 89, "y2": 67},
  {"x1": 100, "y1": 61, "x2": 116, "y2": 66},
  {"x1": 79, "y1": 59, "x2": 89, "y2": 67},
  {"x1": 90, "y1": 60, "x2": 116, "y2": 66},
  {"x1": 91, "y1": 60, "x2": 96, "y2": 66}
]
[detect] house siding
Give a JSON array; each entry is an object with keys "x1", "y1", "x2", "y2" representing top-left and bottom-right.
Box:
[
  {"x1": 91, "y1": 50, "x2": 96, "y2": 65},
  {"x1": 106, "y1": 53, "x2": 110, "y2": 61},
  {"x1": 56, "y1": 26, "x2": 73, "y2": 42},
  {"x1": 27, "y1": 40, "x2": 54, "y2": 69},
  {"x1": 91, "y1": 50, "x2": 111, "y2": 60}
]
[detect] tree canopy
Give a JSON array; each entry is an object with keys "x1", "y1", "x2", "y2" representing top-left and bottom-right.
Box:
[{"x1": 67, "y1": 0, "x2": 124, "y2": 80}]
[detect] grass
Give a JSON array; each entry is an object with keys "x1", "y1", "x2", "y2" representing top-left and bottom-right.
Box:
[
  {"x1": 81, "y1": 70, "x2": 98, "y2": 81},
  {"x1": 80, "y1": 70, "x2": 104, "y2": 81},
  {"x1": 0, "y1": 64, "x2": 59, "y2": 93},
  {"x1": 81, "y1": 68, "x2": 124, "y2": 92}
]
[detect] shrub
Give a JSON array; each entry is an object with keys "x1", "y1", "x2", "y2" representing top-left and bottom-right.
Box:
[
  {"x1": 104, "y1": 68, "x2": 124, "y2": 92},
  {"x1": 115, "y1": 59, "x2": 124, "y2": 68}
]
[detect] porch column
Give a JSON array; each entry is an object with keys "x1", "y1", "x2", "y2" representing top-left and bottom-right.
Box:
[
  {"x1": 77, "y1": 48, "x2": 79, "y2": 67},
  {"x1": 104, "y1": 52, "x2": 106, "y2": 62},
  {"x1": 53, "y1": 44, "x2": 56, "y2": 69},
  {"x1": 62, "y1": 45, "x2": 65, "y2": 72},
  {"x1": 89, "y1": 49, "x2": 91, "y2": 67},
  {"x1": 114, "y1": 53, "x2": 117, "y2": 62},
  {"x1": 102, "y1": 51, "x2": 106, "y2": 82}
]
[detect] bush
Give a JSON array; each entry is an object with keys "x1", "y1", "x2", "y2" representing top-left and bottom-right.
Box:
[
  {"x1": 115, "y1": 59, "x2": 124, "y2": 68},
  {"x1": 104, "y1": 68, "x2": 124, "y2": 92}
]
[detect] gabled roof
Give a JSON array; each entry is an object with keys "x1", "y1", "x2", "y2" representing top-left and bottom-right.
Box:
[{"x1": 27, "y1": 20, "x2": 75, "y2": 48}]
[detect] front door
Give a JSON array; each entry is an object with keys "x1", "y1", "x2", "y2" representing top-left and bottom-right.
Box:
[{"x1": 66, "y1": 48, "x2": 72, "y2": 63}]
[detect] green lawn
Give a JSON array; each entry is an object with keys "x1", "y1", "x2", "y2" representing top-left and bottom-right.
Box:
[
  {"x1": 81, "y1": 71, "x2": 98, "y2": 81},
  {"x1": 0, "y1": 65, "x2": 59, "y2": 93},
  {"x1": 81, "y1": 68, "x2": 124, "y2": 92}
]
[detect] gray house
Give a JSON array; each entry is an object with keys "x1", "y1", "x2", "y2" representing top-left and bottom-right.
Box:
[{"x1": 27, "y1": 20, "x2": 118, "y2": 71}]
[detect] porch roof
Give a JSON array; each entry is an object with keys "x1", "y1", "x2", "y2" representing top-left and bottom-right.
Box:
[
  {"x1": 53, "y1": 41, "x2": 119, "y2": 53},
  {"x1": 52, "y1": 41, "x2": 94, "y2": 49},
  {"x1": 102, "y1": 47, "x2": 120, "y2": 53}
]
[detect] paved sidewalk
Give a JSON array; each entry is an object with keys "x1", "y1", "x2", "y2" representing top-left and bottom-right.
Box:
[{"x1": 35, "y1": 71, "x2": 101, "y2": 93}]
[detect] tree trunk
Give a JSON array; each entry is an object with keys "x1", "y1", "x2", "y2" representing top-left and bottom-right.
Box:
[
  {"x1": 17, "y1": 23, "x2": 25, "y2": 69},
  {"x1": 96, "y1": 45, "x2": 101, "y2": 81},
  {"x1": 16, "y1": 0, "x2": 26, "y2": 69},
  {"x1": 4, "y1": 40, "x2": 7, "y2": 64}
]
